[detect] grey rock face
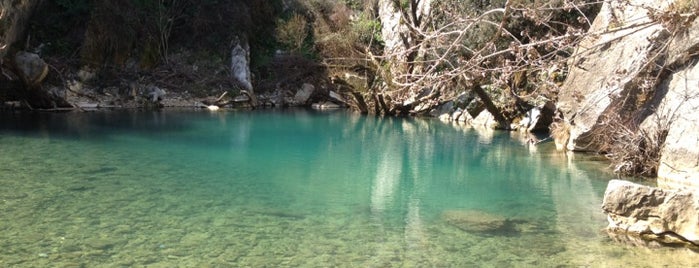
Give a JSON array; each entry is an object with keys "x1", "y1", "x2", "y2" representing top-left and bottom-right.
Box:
[
  {"x1": 602, "y1": 180, "x2": 699, "y2": 245},
  {"x1": 556, "y1": 0, "x2": 673, "y2": 151},
  {"x1": 230, "y1": 35, "x2": 253, "y2": 92},
  {"x1": 13, "y1": 51, "x2": 48, "y2": 86},
  {"x1": 554, "y1": 0, "x2": 699, "y2": 188},
  {"x1": 293, "y1": 83, "x2": 315, "y2": 105}
]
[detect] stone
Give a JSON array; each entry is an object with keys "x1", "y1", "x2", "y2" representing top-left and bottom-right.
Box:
[
  {"x1": 294, "y1": 83, "x2": 315, "y2": 105},
  {"x1": 86, "y1": 238, "x2": 116, "y2": 250},
  {"x1": 429, "y1": 101, "x2": 453, "y2": 118},
  {"x1": 602, "y1": 179, "x2": 699, "y2": 246},
  {"x1": 328, "y1": 90, "x2": 345, "y2": 104},
  {"x1": 77, "y1": 68, "x2": 96, "y2": 82},
  {"x1": 13, "y1": 51, "x2": 48, "y2": 86},
  {"x1": 311, "y1": 101, "x2": 340, "y2": 110},
  {"x1": 146, "y1": 86, "x2": 166, "y2": 103},
  {"x1": 472, "y1": 110, "x2": 499, "y2": 129},
  {"x1": 555, "y1": 0, "x2": 687, "y2": 151},
  {"x1": 343, "y1": 72, "x2": 368, "y2": 91},
  {"x1": 518, "y1": 102, "x2": 555, "y2": 132},
  {"x1": 230, "y1": 35, "x2": 253, "y2": 92},
  {"x1": 456, "y1": 110, "x2": 472, "y2": 123},
  {"x1": 451, "y1": 108, "x2": 463, "y2": 122},
  {"x1": 438, "y1": 113, "x2": 451, "y2": 122},
  {"x1": 441, "y1": 210, "x2": 525, "y2": 236},
  {"x1": 639, "y1": 19, "x2": 699, "y2": 190},
  {"x1": 442, "y1": 210, "x2": 507, "y2": 233}
]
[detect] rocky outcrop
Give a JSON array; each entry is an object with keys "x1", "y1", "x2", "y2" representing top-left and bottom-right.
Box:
[
  {"x1": 555, "y1": 0, "x2": 699, "y2": 184},
  {"x1": 641, "y1": 17, "x2": 699, "y2": 188},
  {"x1": 13, "y1": 51, "x2": 48, "y2": 86},
  {"x1": 230, "y1": 34, "x2": 253, "y2": 92},
  {"x1": 378, "y1": 0, "x2": 431, "y2": 74},
  {"x1": 556, "y1": 0, "x2": 681, "y2": 151},
  {"x1": 0, "y1": 0, "x2": 43, "y2": 59},
  {"x1": 293, "y1": 83, "x2": 315, "y2": 105},
  {"x1": 602, "y1": 179, "x2": 699, "y2": 246}
]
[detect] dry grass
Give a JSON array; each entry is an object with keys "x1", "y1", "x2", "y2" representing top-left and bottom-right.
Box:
[
  {"x1": 550, "y1": 120, "x2": 571, "y2": 151},
  {"x1": 596, "y1": 114, "x2": 668, "y2": 177},
  {"x1": 276, "y1": 13, "x2": 309, "y2": 52}
]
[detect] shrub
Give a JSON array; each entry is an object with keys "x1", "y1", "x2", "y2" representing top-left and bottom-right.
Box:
[{"x1": 276, "y1": 13, "x2": 309, "y2": 52}]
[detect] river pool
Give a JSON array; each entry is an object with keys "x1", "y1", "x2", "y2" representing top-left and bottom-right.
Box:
[{"x1": 0, "y1": 109, "x2": 697, "y2": 267}]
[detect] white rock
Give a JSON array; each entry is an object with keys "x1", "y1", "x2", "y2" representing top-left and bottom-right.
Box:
[{"x1": 602, "y1": 179, "x2": 699, "y2": 245}]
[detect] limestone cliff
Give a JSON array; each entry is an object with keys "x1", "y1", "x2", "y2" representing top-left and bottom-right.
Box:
[{"x1": 556, "y1": 0, "x2": 699, "y2": 185}]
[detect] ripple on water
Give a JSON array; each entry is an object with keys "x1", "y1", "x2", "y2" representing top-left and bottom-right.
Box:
[{"x1": 0, "y1": 110, "x2": 697, "y2": 267}]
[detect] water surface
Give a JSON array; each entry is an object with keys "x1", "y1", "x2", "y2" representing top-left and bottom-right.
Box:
[{"x1": 0, "y1": 109, "x2": 696, "y2": 267}]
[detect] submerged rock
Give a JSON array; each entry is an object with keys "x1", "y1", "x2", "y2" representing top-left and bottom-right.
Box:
[
  {"x1": 602, "y1": 180, "x2": 699, "y2": 246},
  {"x1": 441, "y1": 210, "x2": 525, "y2": 236}
]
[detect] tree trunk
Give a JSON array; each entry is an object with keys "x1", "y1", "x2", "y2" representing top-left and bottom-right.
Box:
[
  {"x1": 472, "y1": 84, "x2": 508, "y2": 127},
  {"x1": 351, "y1": 92, "x2": 369, "y2": 114}
]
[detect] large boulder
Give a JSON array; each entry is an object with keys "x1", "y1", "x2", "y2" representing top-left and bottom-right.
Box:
[
  {"x1": 471, "y1": 110, "x2": 500, "y2": 129},
  {"x1": 293, "y1": 83, "x2": 315, "y2": 105},
  {"x1": 602, "y1": 180, "x2": 699, "y2": 245},
  {"x1": 13, "y1": 51, "x2": 48, "y2": 86},
  {"x1": 230, "y1": 35, "x2": 253, "y2": 92}
]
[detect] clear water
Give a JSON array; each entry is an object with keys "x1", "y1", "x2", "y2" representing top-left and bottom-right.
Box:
[{"x1": 0, "y1": 109, "x2": 696, "y2": 267}]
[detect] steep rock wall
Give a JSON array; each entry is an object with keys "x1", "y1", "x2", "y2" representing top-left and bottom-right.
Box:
[
  {"x1": 556, "y1": 0, "x2": 677, "y2": 152},
  {"x1": 556, "y1": 0, "x2": 699, "y2": 186}
]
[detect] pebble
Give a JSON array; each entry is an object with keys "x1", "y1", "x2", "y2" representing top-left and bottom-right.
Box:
[{"x1": 38, "y1": 253, "x2": 48, "y2": 258}]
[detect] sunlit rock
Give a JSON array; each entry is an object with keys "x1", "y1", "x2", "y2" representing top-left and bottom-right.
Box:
[
  {"x1": 311, "y1": 101, "x2": 340, "y2": 110},
  {"x1": 472, "y1": 110, "x2": 499, "y2": 129},
  {"x1": 602, "y1": 179, "x2": 699, "y2": 246},
  {"x1": 555, "y1": 0, "x2": 695, "y2": 151},
  {"x1": 451, "y1": 109, "x2": 463, "y2": 122},
  {"x1": 329, "y1": 90, "x2": 345, "y2": 104},
  {"x1": 642, "y1": 55, "x2": 699, "y2": 190}
]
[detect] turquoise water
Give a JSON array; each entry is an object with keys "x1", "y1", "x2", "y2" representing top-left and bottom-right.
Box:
[{"x1": 0, "y1": 109, "x2": 697, "y2": 267}]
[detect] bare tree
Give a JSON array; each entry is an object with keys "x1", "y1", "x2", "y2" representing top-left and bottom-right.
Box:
[{"x1": 338, "y1": 0, "x2": 603, "y2": 121}]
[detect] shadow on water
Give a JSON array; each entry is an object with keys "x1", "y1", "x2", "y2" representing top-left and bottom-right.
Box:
[{"x1": 0, "y1": 109, "x2": 214, "y2": 141}]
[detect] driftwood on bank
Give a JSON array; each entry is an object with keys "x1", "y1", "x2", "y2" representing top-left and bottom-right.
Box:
[{"x1": 202, "y1": 89, "x2": 259, "y2": 109}]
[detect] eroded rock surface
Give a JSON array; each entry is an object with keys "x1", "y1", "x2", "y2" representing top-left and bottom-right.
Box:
[{"x1": 602, "y1": 179, "x2": 699, "y2": 246}]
